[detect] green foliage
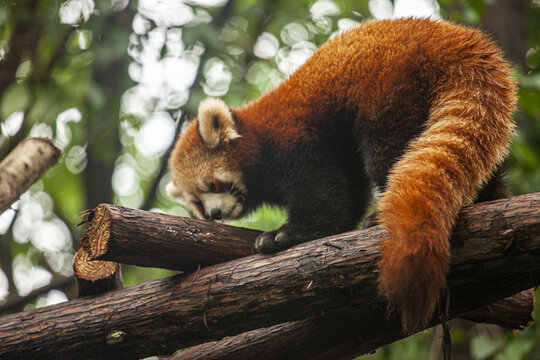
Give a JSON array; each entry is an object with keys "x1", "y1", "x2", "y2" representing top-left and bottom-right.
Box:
[
  {"x1": 0, "y1": 0, "x2": 539, "y2": 358},
  {"x1": 230, "y1": 205, "x2": 287, "y2": 232}
]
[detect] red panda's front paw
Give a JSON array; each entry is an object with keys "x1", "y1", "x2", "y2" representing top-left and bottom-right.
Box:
[{"x1": 254, "y1": 230, "x2": 292, "y2": 254}]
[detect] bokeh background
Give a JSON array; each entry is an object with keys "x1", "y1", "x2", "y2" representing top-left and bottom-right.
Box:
[{"x1": 1, "y1": 0, "x2": 539, "y2": 358}]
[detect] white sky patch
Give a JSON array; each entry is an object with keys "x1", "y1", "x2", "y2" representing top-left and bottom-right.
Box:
[
  {"x1": 369, "y1": 0, "x2": 439, "y2": 19},
  {"x1": 253, "y1": 32, "x2": 280, "y2": 59},
  {"x1": 310, "y1": 0, "x2": 341, "y2": 19},
  {"x1": 121, "y1": 86, "x2": 154, "y2": 117},
  {"x1": 202, "y1": 57, "x2": 232, "y2": 97},
  {"x1": 13, "y1": 194, "x2": 46, "y2": 244},
  {"x1": 166, "y1": 27, "x2": 185, "y2": 57},
  {"x1": 56, "y1": 108, "x2": 82, "y2": 149},
  {"x1": 393, "y1": 0, "x2": 440, "y2": 18},
  {"x1": 112, "y1": 163, "x2": 138, "y2": 196},
  {"x1": 0, "y1": 270, "x2": 8, "y2": 301},
  {"x1": 134, "y1": 111, "x2": 176, "y2": 157},
  {"x1": 29, "y1": 123, "x2": 53, "y2": 139},
  {"x1": 13, "y1": 255, "x2": 52, "y2": 297},
  {"x1": 281, "y1": 23, "x2": 310, "y2": 46},
  {"x1": 59, "y1": 0, "x2": 95, "y2": 26},
  {"x1": 163, "y1": 55, "x2": 199, "y2": 92},
  {"x1": 276, "y1": 41, "x2": 317, "y2": 76},
  {"x1": 0, "y1": 208, "x2": 16, "y2": 235},
  {"x1": 1, "y1": 111, "x2": 24, "y2": 136},
  {"x1": 369, "y1": 0, "x2": 393, "y2": 19},
  {"x1": 138, "y1": 0, "x2": 194, "y2": 27},
  {"x1": 132, "y1": 13, "x2": 152, "y2": 35},
  {"x1": 31, "y1": 219, "x2": 72, "y2": 253},
  {"x1": 139, "y1": 61, "x2": 166, "y2": 95},
  {"x1": 36, "y1": 289, "x2": 68, "y2": 308}
]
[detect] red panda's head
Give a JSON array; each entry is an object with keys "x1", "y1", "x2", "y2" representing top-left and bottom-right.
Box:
[{"x1": 167, "y1": 98, "x2": 247, "y2": 221}]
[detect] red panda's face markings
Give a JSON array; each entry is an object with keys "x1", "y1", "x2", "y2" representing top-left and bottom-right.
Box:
[
  {"x1": 167, "y1": 98, "x2": 248, "y2": 221},
  {"x1": 196, "y1": 171, "x2": 247, "y2": 220},
  {"x1": 168, "y1": 168, "x2": 247, "y2": 221}
]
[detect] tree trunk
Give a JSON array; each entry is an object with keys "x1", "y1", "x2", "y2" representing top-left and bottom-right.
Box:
[
  {"x1": 0, "y1": 193, "x2": 539, "y2": 360},
  {"x1": 0, "y1": 138, "x2": 61, "y2": 213}
]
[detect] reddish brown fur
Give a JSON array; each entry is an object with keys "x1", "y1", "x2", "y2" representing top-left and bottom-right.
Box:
[{"x1": 169, "y1": 18, "x2": 516, "y2": 331}]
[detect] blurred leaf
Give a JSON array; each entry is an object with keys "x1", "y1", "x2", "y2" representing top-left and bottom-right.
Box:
[
  {"x1": 526, "y1": 47, "x2": 540, "y2": 70},
  {"x1": 1, "y1": 84, "x2": 29, "y2": 118},
  {"x1": 495, "y1": 337, "x2": 535, "y2": 360},
  {"x1": 230, "y1": 205, "x2": 287, "y2": 232},
  {"x1": 471, "y1": 335, "x2": 504, "y2": 360},
  {"x1": 520, "y1": 73, "x2": 540, "y2": 90}
]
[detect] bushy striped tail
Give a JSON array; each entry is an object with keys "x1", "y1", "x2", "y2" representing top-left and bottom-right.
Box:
[{"x1": 377, "y1": 64, "x2": 516, "y2": 332}]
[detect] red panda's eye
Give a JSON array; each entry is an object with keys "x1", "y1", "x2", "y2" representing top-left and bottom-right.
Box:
[
  {"x1": 193, "y1": 200, "x2": 205, "y2": 213},
  {"x1": 209, "y1": 183, "x2": 217, "y2": 192}
]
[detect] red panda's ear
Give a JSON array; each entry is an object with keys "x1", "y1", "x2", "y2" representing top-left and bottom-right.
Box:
[
  {"x1": 198, "y1": 98, "x2": 241, "y2": 148},
  {"x1": 165, "y1": 181, "x2": 182, "y2": 198}
]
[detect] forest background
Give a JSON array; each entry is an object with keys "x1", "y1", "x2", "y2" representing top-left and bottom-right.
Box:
[{"x1": 1, "y1": 0, "x2": 539, "y2": 359}]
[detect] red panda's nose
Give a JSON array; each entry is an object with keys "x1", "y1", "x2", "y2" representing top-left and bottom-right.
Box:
[{"x1": 210, "y1": 209, "x2": 222, "y2": 220}]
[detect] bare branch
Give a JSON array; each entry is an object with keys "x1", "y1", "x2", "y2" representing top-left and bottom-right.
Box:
[{"x1": 0, "y1": 138, "x2": 61, "y2": 214}]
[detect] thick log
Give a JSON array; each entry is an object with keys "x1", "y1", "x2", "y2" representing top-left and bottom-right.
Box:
[
  {"x1": 80, "y1": 203, "x2": 258, "y2": 270},
  {"x1": 0, "y1": 193, "x2": 539, "y2": 360},
  {"x1": 81, "y1": 201, "x2": 534, "y2": 328},
  {"x1": 462, "y1": 288, "x2": 535, "y2": 330},
  {"x1": 171, "y1": 289, "x2": 535, "y2": 360},
  {"x1": 73, "y1": 248, "x2": 123, "y2": 297},
  {"x1": 0, "y1": 138, "x2": 61, "y2": 213}
]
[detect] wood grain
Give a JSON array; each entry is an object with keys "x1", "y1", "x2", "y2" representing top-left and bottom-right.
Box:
[
  {"x1": 0, "y1": 193, "x2": 538, "y2": 360},
  {"x1": 73, "y1": 248, "x2": 122, "y2": 297},
  {"x1": 81, "y1": 203, "x2": 258, "y2": 270}
]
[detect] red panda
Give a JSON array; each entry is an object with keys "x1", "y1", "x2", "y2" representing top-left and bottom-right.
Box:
[{"x1": 167, "y1": 18, "x2": 516, "y2": 332}]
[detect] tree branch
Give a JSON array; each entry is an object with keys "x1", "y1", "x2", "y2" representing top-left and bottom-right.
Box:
[
  {"x1": 0, "y1": 138, "x2": 61, "y2": 214},
  {"x1": 170, "y1": 290, "x2": 536, "y2": 360},
  {"x1": 0, "y1": 276, "x2": 75, "y2": 315},
  {"x1": 0, "y1": 193, "x2": 538, "y2": 359},
  {"x1": 80, "y1": 204, "x2": 257, "y2": 270}
]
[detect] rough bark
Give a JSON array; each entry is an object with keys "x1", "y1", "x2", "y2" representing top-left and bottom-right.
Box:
[
  {"x1": 80, "y1": 203, "x2": 258, "y2": 270},
  {"x1": 73, "y1": 248, "x2": 123, "y2": 297},
  {"x1": 77, "y1": 197, "x2": 535, "y2": 359},
  {"x1": 171, "y1": 288, "x2": 535, "y2": 360},
  {"x1": 462, "y1": 288, "x2": 535, "y2": 330},
  {"x1": 0, "y1": 276, "x2": 76, "y2": 315},
  {"x1": 0, "y1": 193, "x2": 538, "y2": 360},
  {"x1": 79, "y1": 201, "x2": 534, "y2": 325},
  {"x1": 0, "y1": 138, "x2": 61, "y2": 214}
]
